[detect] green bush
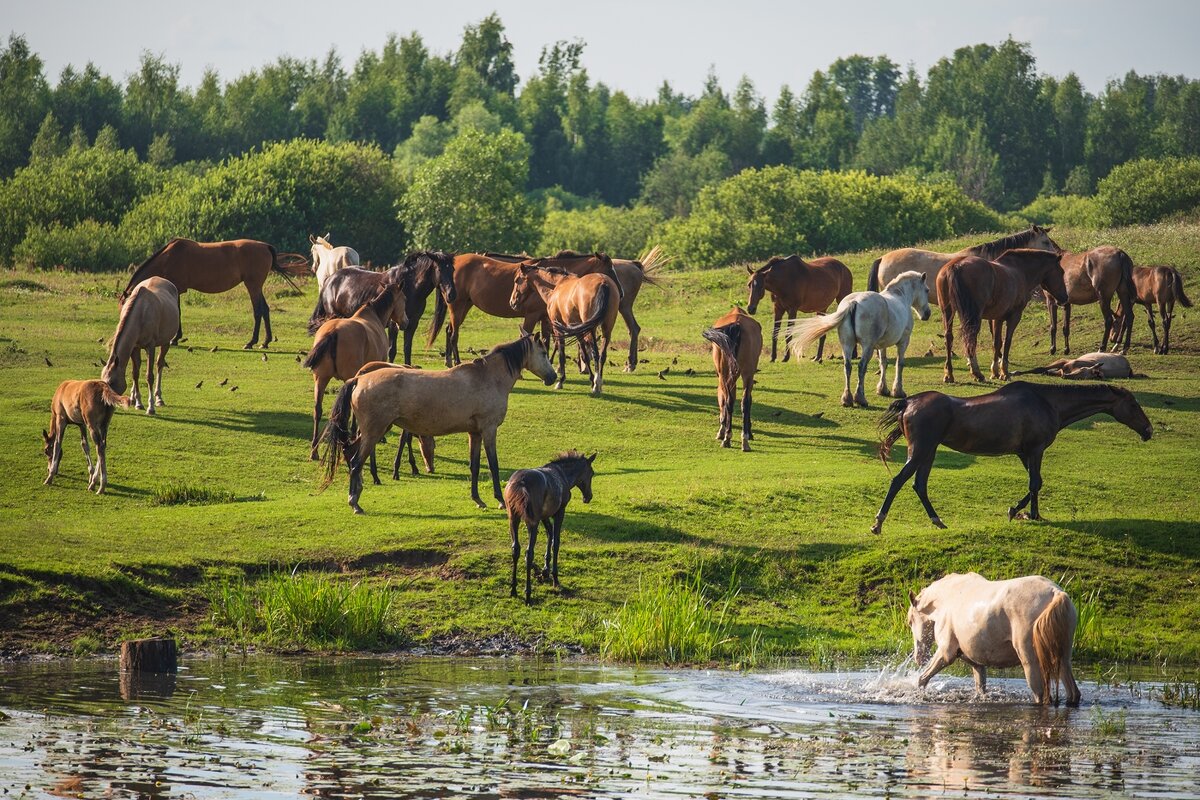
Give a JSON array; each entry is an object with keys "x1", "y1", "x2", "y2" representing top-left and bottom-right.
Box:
[
  {"x1": 12, "y1": 220, "x2": 140, "y2": 271},
  {"x1": 538, "y1": 204, "x2": 663, "y2": 259},
  {"x1": 1015, "y1": 194, "x2": 1102, "y2": 228},
  {"x1": 1095, "y1": 157, "x2": 1200, "y2": 226}
]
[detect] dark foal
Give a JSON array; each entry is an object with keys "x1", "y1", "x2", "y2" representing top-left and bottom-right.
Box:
[{"x1": 503, "y1": 451, "x2": 596, "y2": 603}]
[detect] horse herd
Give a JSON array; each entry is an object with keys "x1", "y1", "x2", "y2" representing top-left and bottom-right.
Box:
[{"x1": 37, "y1": 226, "x2": 1190, "y2": 705}]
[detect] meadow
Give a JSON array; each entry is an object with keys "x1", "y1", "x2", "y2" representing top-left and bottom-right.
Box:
[{"x1": 0, "y1": 222, "x2": 1197, "y2": 663}]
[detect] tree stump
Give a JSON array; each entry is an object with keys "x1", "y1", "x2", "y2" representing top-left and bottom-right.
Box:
[{"x1": 118, "y1": 637, "x2": 177, "y2": 674}]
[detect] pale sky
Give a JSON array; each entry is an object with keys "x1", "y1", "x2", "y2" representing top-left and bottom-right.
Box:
[{"x1": 7, "y1": 0, "x2": 1200, "y2": 100}]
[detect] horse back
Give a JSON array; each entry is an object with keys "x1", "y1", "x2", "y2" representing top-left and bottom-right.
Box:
[{"x1": 146, "y1": 238, "x2": 273, "y2": 293}]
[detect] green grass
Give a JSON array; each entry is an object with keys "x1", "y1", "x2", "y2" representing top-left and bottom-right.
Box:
[
  {"x1": 600, "y1": 570, "x2": 738, "y2": 664},
  {"x1": 150, "y1": 482, "x2": 240, "y2": 506},
  {"x1": 1, "y1": 221, "x2": 1198, "y2": 662}
]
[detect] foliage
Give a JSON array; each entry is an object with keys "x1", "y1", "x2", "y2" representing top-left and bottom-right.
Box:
[
  {"x1": 150, "y1": 483, "x2": 240, "y2": 506},
  {"x1": 12, "y1": 220, "x2": 138, "y2": 271},
  {"x1": 538, "y1": 204, "x2": 662, "y2": 259},
  {"x1": 600, "y1": 571, "x2": 736, "y2": 664},
  {"x1": 1094, "y1": 156, "x2": 1200, "y2": 226},
  {"x1": 1016, "y1": 194, "x2": 1102, "y2": 228}
]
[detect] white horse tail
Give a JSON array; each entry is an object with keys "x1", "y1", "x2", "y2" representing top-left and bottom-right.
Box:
[
  {"x1": 1032, "y1": 590, "x2": 1075, "y2": 704},
  {"x1": 785, "y1": 305, "x2": 853, "y2": 360}
]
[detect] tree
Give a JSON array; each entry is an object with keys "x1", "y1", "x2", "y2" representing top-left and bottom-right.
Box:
[
  {"x1": 455, "y1": 13, "x2": 518, "y2": 96},
  {"x1": 51, "y1": 63, "x2": 123, "y2": 145},
  {"x1": 0, "y1": 35, "x2": 51, "y2": 176},
  {"x1": 29, "y1": 112, "x2": 66, "y2": 162},
  {"x1": 520, "y1": 40, "x2": 583, "y2": 189},
  {"x1": 921, "y1": 116, "x2": 1003, "y2": 205},
  {"x1": 1048, "y1": 73, "x2": 1089, "y2": 183},
  {"x1": 639, "y1": 146, "x2": 730, "y2": 217},
  {"x1": 828, "y1": 54, "x2": 900, "y2": 132},
  {"x1": 122, "y1": 52, "x2": 187, "y2": 157}
]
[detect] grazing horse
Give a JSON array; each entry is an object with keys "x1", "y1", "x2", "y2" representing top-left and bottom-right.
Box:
[
  {"x1": 504, "y1": 451, "x2": 596, "y2": 603},
  {"x1": 1044, "y1": 246, "x2": 1136, "y2": 355},
  {"x1": 908, "y1": 572, "x2": 1081, "y2": 706},
  {"x1": 702, "y1": 308, "x2": 762, "y2": 451},
  {"x1": 320, "y1": 333, "x2": 558, "y2": 513},
  {"x1": 786, "y1": 272, "x2": 932, "y2": 407},
  {"x1": 868, "y1": 226, "x2": 1061, "y2": 300},
  {"x1": 308, "y1": 233, "x2": 360, "y2": 291},
  {"x1": 121, "y1": 238, "x2": 305, "y2": 349},
  {"x1": 1020, "y1": 352, "x2": 1141, "y2": 380},
  {"x1": 937, "y1": 249, "x2": 1068, "y2": 382},
  {"x1": 509, "y1": 266, "x2": 619, "y2": 394},
  {"x1": 42, "y1": 379, "x2": 131, "y2": 494},
  {"x1": 746, "y1": 255, "x2": 853, "y2": 362},
  {"x1": 102, "y1": 276, "x2": 180, "y2": 414},
  {"x1": 1119, "y1": 265, "x2": 1192, "y2": 354},
  {"x1": 303, "y1": 284, "x2": 408, "y2": 459},
  {"x1": 872, "y1": 381, "x2": 1152, "y2": 534}
]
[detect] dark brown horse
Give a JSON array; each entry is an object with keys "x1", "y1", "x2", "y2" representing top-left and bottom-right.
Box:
[
  {"x1": 703, "y1": 308, "x2": 763, "y2": 451},
  {"x1": 1044, "y1": 246, "x2": 1136, "y2": 355},
  {"x1": 745, "y1": 255, "x2": 853, "y2": 362},
  {"x1": 938, "y1": 249, "x2": 1068, "y2": 382},
  {"x1": 503, "y1": 451, "x2": 596, "y2": 603},
  {"x1": 871, "y1": 382, "x2": 1152, "y2": 534},
  {"x1": 1120, "y1": 265, "x2": 1192, "y2": 354},
  {"x1": 121, "y1": 238, "x2": 306, "y2": 349}
]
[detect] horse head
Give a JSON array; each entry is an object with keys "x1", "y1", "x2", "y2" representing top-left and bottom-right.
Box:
[
  {"x1": 1038, "y1": 253, "x2": 1070, "y2": 305},
  {"x1": 520, "y1": 329, "x2": 558, "y2": 386},
  {"x1": 434, "y1": 251, "x2": 457, "y2": 303},
  {"x1": 579, "y1": 453, "x2": 597, "y2": 503},
  {"x1": 745, "y1": 263, "x2": 771, "y2": 314},
  {"x1": 907, "y1": 589, "x2": 935, "y2": 667},
  {"x1": 892, "y1": 271, "x2": 932, "y2": 321},
  {"x1": 1109, "y1": 386, "x2": 1153, "y2": 441},
  {"x1": 1031, "y1": 225, "x2": 1064, "y2": 256},
  {"x1": 42, "y1": 429, "x2": 54, "y2": 458},
  {"x1": 100, "y1": 356, "x2": 126, "y2": 395},
  {"x1": 510, "y1": 265, "x2": 536, "y2": 311}
]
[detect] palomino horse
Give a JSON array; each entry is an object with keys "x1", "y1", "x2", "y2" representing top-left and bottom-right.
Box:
[
  {"x1": 309, "y1": 251, "x2": 457, "y2": 363},
  {"x1": 1020, "y1": 352, "x2": 1141, "y2": 380},
  {"x1": 746, "y1": 255, "x2": 853, "y2": 362},
  {"x1": 43, "y1": 379, "x2": 131, "y2": 494},
  {"x1": 703, "y1": 308, "x2": 762, "y2": 451},
  {"x1": 1044, "y1": 246, "x2": 1135, "y2": 355},
  {"x1": 430, "y1": 252, "x2": 622, "y2": 367},
  {"x1": 908, "y1": 572, "x2": 1081, "y2": 706},
  {"x1": 509, "y1": 266, "x2": 620, "y2": 394},
  {"x1": 872, "y1": 381, "x2": 1152, "y2": 534},
  {"x1": 320, "y1": 332, "x2": 558, "y2": 513},
  {"x1": 937, "y1": 249, "x2": 1068, "y2": 382},
  {"x1": 102, "y1": 276, "x2": 180, "y2": 414},
  {"x1": 309, "y1": 233, "x2": 360, "y2": 291},
  {"x1": 868, "y1": 226, "x2": 1061, "y2": 300},
  {"x1": 1119, "y1": 265, "x2": 1192, "y2": 354},
  {"x1": 786, "y1": 272, "x2": 931, "y2": 407},
  {"x1": 303, "y1": 284, "x2": 407, "y2": 459},
  {"x1": 122, "y1": 238, "x2": 305, "y2": 349},
  {"x1": 504, "y1": 451, "x2": 596, "y2": 603}
]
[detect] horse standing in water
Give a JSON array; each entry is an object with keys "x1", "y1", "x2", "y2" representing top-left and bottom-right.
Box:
[
  {"x1": 745, "y1": 255, "x2": 853, "y2": 362},
  {"x1": 504, "y1": 451, "x2": 596, "y2": 603},
  {"x1": 43, "y1": 380, "x2": 132, "y2": 494},
  {"x1": 785, "y1": 272, "x2": 931, "y2": 408},
  {"x1": 908, "y1": 572, "x2": 1081, "y2": 706},
  {"x1": 1119, "y1": 265, "x2": 1192, "y2": 354},
  {"x1": 872, "y1": 381, "x2": 1152, "y2": 534},
  {"x1": 308, "y1": 233, "x2": 360, "y2": 291},
  {"x1": 702, "y1": 308, "x2": 762, "y2": 451},
  {"x1": 102, "y1": 276, "x2": 180, "y2": 414},
  {"x1": 1044, "y1": 245, "x2": 1136, "y2": 355}
]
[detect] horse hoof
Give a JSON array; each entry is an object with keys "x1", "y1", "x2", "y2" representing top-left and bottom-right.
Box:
[
  {"x1": 741, "y1": 442, "x2": 751, "y2": 452},
  {"x1": 931, "y1": 517, "x2": 947, "y2": 529},
  {"x1": 942, "y1": 375, "x2": 954, "y2": 384},
  {"x1": 841, "y1": 396, "x2": 854, "y2": 407},
  {"x1": 721, "y1": 439, "x2": 731, "y2": 448},
  {"x1": 554, "y1": 382, "x2": 564, "y2": 390},
  {"x1": 351, "y1": 505, "x2": 364, "y2": 515},
  {"x1": 243, "y1": 343, "x2": 254, "y2": 350},
  {"x1": 1008, "y1": 507, "x2": 1018, "y2": 521},
  {"x1": 870, "y1": 521, "x2": 882, "y2": 535},
  {"x1": 855, "y1": 397, "x2": 869, "y2": 408},
  {"x1": 892, "y1": 390, "x2": 906, "y2": 399},
  {"x1": 146, "y1": 407, "x2": 155, "y2": 416}
]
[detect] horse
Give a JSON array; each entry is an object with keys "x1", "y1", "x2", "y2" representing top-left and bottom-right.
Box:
[
  {"x1": 303, "y1": 284, "x2": 407, "y2": 460},
  {"x1": 509, "y1": 266, "x2": 619, "y2": 394},
  {"x1": 121, "y1": 238, "x2": 305, "y2": 349},
  {"x1": 867, "y1": 226, "x2": 1061, "y2": 300},
  {"x1": 102, "y1": 276, "x2": 180, "y2": 414},
  {"x1": 785, "y1": 272, "x2": 932, "y2": 408},
  {"x1": 745, "y1": 255, "x2": 853, "y2": 362},
  {"x1": 320, "y1": 332, "x2": 558, "y2": 513},
  {"x1": 1019, "y1": 352, "x2": 1142, "y2": 380},
  {"x1": 1118, "y1": 265, "x2": 1192, "y2": 354},
  {"x1": 42, "y1": 379, "x2": 132, "y2": 494},
  {"x1": 504, "y1": 451, "x2": 596, "y2": 603},
  {"x1": 702, "y1": 308, "x2": 762, "y2": 451},
  {"x1": 308, "y1": 251, "x2": 456, "y2": 363},
  {"x1": 908, "y1": 572, "x2": 1081, "y2": 706},
  {"x1": 937, "y1": 249, "x2": 1068, "y2": 383},
  {"x1": 308, "y1": 233, "x2": 360, "y2": 291},
  {"x1": 872, "y1": 381, "x2": 1152, "y2": 534},
  {"x1": 1044, "y1": 246, "x2": 1136, "y2": 355}
]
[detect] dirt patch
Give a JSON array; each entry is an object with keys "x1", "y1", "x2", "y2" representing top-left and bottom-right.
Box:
[{"x1": 341, "y1": 548, "x2": 449, "y2": 572}]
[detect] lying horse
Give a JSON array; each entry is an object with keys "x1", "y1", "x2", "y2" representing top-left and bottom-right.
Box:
[
  {"x1": 503, "y1": 451, "x2": 596, "y2": 603},
  {"x1": 43, "y1": 379, "x2": 132, "y2": 494},
  {"x1": 703, "y1": 308, "x2": 762, "y2": 451},
  {"x1": 102, "y1": 276, "x2": 179, "y2": 414},
  {"x1": 873, "y1": 381, "x2": 1152, "y2": 533},
  {"x1": 1020, "y1": 352, "x2": 1141, "y2": 380},
  {"x1": 908, "y1": 572, "x2": 1081, "y2": 706}
]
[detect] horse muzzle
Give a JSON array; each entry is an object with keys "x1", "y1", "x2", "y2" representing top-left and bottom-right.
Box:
[
  {"x1": 920, "y1": 310, "x2": 931, "y2": 321},
  {"x1": 1141, "y1": 427, "x2": 1153, "y2": 441},
  {"x1": 542, "y1": 375, "x2": 556, "y2": 386}
]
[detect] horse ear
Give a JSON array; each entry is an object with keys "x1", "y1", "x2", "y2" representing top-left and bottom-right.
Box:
[
  {"x1": 908, "y1": 589, "x2": 918, "y2": 607},
  {"x1": 309, "y1": 234, "x2": 317, "y2": 244},
  {"x1": 746, "y1": 265, "x2": 754, "y2": 274},
  {"x1": 587, "y1": 452, "x2": 597, "y2": 463},
  {"x1": 42, "y1": 428, "x2": 50, "y2": 443}
]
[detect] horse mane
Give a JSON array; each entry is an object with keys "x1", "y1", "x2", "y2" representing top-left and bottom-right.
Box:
[
  {"x1": 481, "y1": 336, "x2": 530, "y2": 376},
  {"x1": 760, "y1": 255, "x2": 798, "y2": 271},
  {"x1": 968, "y1": 228, "x2": 1044, "y2": 261},
  {"x1": 550, "y1": 449, "x2": 590, "y2": 466},
  {"x1": 108, "y1": 281, "x2": 147, "y2": 354},
  {"x1": 523, "y1": 263, "x2": 572, "y2": 277},
  {"x1": 364, "y1": 284, "x2": 397, "y2": 319},
  {"x1": 125, "y1": 239, "x2": 183, "y2": 293}
]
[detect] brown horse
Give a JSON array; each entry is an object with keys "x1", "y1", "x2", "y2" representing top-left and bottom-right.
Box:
[
  {"x1": 1044, "y1": 246, "x2": 1136, "y2": 355},
  {"x1": 320, "y1": 333, "x2": 558, "y2": 513},
  {"x1": 702, "y1": 308, "x2": 763, "y2": 451},
  {"x1": 872, "y1": 381, "x2": 1152, "y2": 534},
  {"x1": 121, "y1": 238, "x2": 306, "y2": 349},
  {"x1": 43, "y1": 379, "x2": 131, "y2": 494},
  {"x1": 510, "y1": 266, "x2": 619, "y2": 394},
  {"x1": 745, "y1": 255, "x2": 853, "y2": 362},
  {"x1": 937, "y1": 249, "x2": 1068, "y2": 382},
  {"x1": 303, "y1": 284, "x2": 407, "y2": 459},
  {"x1": 102, "y1": 276, "x2": 180, "y2": 414},
  {"x1": 504, "y1": 450, "x2": 596, "y2": 603},
  {"x1": 1121, "y1": 265, "x2": 1192, "y2": 354}
]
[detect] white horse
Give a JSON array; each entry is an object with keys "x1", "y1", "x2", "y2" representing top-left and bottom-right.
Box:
[
  {"x1": 309, "y1": 233, "x2": 360, "y2": 291},
  {"x1": 908, "y1": 572, "x2": 1081, "y2": 706},
  {"x1": 785, "y1": 271, "x2": 931, "y2": 407}
]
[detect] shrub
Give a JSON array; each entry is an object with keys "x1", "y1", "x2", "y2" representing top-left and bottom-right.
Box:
[
  {"x1": 1015, "y1": 194, "x2": 1102, "y2": 228},
  {"x1": 538, "y1": 204, "x2": 663, "y2": 259},
  {"x1": 12, "y1": 220, "x2": 139, "y2": 271},
  {"x1": 1095, "y1": 157, "x2": 1200, "y2": 226}
]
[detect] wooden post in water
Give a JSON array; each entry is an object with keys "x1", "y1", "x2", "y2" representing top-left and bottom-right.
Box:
[{"x1": 118, "y1": 637, "x2": 177, "y2": 674}]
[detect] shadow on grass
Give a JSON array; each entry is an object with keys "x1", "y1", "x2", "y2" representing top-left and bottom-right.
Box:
[
  {"x1": 1054, "y1": 518, "x2": 1200, "y2": 557},
  {"x1": 164, "y1": 408, "x2": 312, "y2": 439}
]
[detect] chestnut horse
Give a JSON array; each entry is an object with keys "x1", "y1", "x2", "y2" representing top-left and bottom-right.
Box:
[
  {"x1": 504, "y1": 450, "x2": 596, "y2": 603},
  {"x1": 1121, "y1": 265, "x2": 1192, "y2": 354},
  {"x1": 872, "y1": 381, "x2": 1152, "y2": 534},
  {"x1": 1044, "y1": 246, "x2": 1136, "y2": 355},
  {"x1": 745, "y1": 255, "x2": 853, "y2": 362},
  {"x1": 309, "y1": 233, "x2": 360, "y2": 291},
  {"x1": 43, "y1": 379, "x2": 131, "y2": 494},
  {"x1": 122, "y1": 238, "x2": 305, "y2": 349},
  {"x1": 102, "y1": 276, "x2": 180, "y2": 414},
  {"x1": 702, "y1": 308, "x2": 762, "y2": 451},
  {"x1": 937, "y1": 249, "x2": 1067, "y2": 382}
]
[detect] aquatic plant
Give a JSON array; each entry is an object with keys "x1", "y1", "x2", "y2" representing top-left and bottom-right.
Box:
[{"x1": 600, "y1": 571, "x2": 736, "y2": 664}]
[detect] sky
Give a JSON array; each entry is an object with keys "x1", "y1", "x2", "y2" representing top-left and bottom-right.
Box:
[{"x1": 7, "y1": 0, "x2": 1200, "y2": 100}]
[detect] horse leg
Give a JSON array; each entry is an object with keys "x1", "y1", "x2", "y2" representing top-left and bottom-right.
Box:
[
  {"x1": 551, "y1": 508, "x2": 565, "y2": 587},
  {"x1": 872, "y1": 452, "x2": 925, "y2": 535},
  {"x1": 1160, "y1": 301, "x2": 1171, "y2": 355},
  {"x1": 740, "y1": 378, "x2": 753, "y2": 452},
  {"x1": 621, "y1": 306, "x2": 640, "y2": 372},
  {"x1": 840, "y1": 346, "x2": 854, "y2": 407},
  {"x1": 1000, "y1": 315, "x2": 1020, "y2": 381},
  {"x1": 917, "y1": 643, "x2": 959, "y2": 689},
  {"x1": 483, "y1": 429, "x2": 504, "y2": 508},
  {"x1": 965, "y1": 658, "x2": 987, "y2": 695},
  {"x1": 509, "y1": 516, "x2": 521, "y2": 598},
  {"x1": 92, "y1": 426, "x2": 107, "y2": 495},
  {"x1": 1047, "y1": 297, "x2": 1058, "y2": 354},
  {"x1": 716, "y1": 378, "x2": 730, "y2": 443},
  {"x1": 418, "y1": 435, "x2": 435, "y2": 473},
  {"x1": 260, "y1": 293, "x2": 274, "y2": 348},
  {"x1": 1008, "y1": 450, "x2": 1045, "y2": 520},
  {"x1": 989, "y1": 320, "x2": 1003, "y2": 379},
  {"x1": 311, "y1": 376, "x2": 327, "y2": 460},
  {"x1": 1015, "y1": 637, "x2": 1047, "y2": 704},
  {"x1": 130, "y1": 350, "x2": 143, "y2": 410},
  {"x1": 387, "y1": 323, "x2": 399, "y2": 363},
  {"x1": 154, "y1": 343, "x2": 168, "y2": 406},
  {"x1": 468, "y1": 432, "x2": 486, "y2": 509},
  {"x1": 1145, "y1": 304, "x2": 1160, "y2": 354},
  {"x1": 79, "y1": 425, "x2": 94, "y2": 483},
  {"x1": 143, "y1": 347, "x2": 158, "y2": 416},
  {"x1": 392, "y1": 430, "x2": 413, "y2": 480},
  {"x1": 45, "y1": 427, "x2": 64, "y2": 485},
  {"x1": 1062, "y1": 303, "x2": 1072, "y2": 355},
  {"x1": 244, "y1": 286, "x2": 264, "y2": 349},
  {"x1": 555, "y1": 334, "x2": 566, "y2": 390},
  {"x1": 1062, "y1": 641, "x2": 1082, "y2": 706},
  {"x1": 891, "y1": 334, "x2": 910, "y2": 398},
  {"x1": 402, "y1": 324, "x2": 416, "y2": 366},
  {"x1": 369, "y1": 448, "x2": 380, "y2": 485},
  {"x1": 524, "y1": 518, "x2": 538, "y2": 604},
  {"x1": 540, "y1": 519, "x2": 554, "y2": 581},
  {"x1": 589, "y1": 332, "x2": 604, "y2": 395},
  {"x1": 875, "y1": 347, "x2": 889, "y2": 398},
  {"x1": 942, "y1": 309, "x2": 955, "y2": 383},
  {"x1": 782, "y1": 310, "x2": 797, "y2": 363},
  {"x1": 912, "y1": 453, "x2": 945, "y2": 529},
  {"x1": 1098, "y1": 295, "x2": 1115, "y2": 354},
  {"x1": 854, "y1": 348, "x2": 871, "y2": 407},
  {"x1": 770, "y1": 307, "x2": 782, "y2": 362}
]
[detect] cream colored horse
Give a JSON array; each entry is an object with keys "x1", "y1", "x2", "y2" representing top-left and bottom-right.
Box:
[
  {"x1": 908, "y1": 572, "x2": 1081, "y2": 706},
  {"x1": 101, "y1": 276, "x2": 180, "y2": 414},
  {"x1": 1021, "y1": 351, "x2": 1140, "y2": 380},
  {"x1": 309, "y1": 233, "x2": 361, "y2": 291}
]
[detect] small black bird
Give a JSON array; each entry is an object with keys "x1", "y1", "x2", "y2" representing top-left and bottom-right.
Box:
[
  {"x1": 187, "y1": 346, "x2": 194, "y2": 353},
  {"x1": 261, "y1": 353, "x2": 268, "y2": 362},
  {"x1": 657, "y1": 368, "x2": 669, "y2": 380},
  {"x1": 230, "y1": 385, "x2": 239, "y2": 392},
  {"x1": 219, "y1": 378, "x2": 229, "y2": 386},
  {"x1": 43, "y1": 357, "x2": 52, "y2": 367},
  {"x1": 210, "y1": 345, "x2": 219, "y2": 352},
  {"x1": 684, "y1": 368, "x2": 695, "y2": 376},
  {"x1": 195, "y1": 380, "x2": 204, "y2": 389},
  {"x1": 671, "y1": 356, "x2": 678, "y2": 365}
]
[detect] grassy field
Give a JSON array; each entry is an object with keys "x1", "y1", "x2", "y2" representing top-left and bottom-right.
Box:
[{"x1": 1, "y1": 222, "x2": 1197, "y2": 663}]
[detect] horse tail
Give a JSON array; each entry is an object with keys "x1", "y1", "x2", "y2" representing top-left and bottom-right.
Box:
[
  {"x1": 946, "y1": 262, "x2": 981, "y2": 355},
  {"x1": 269, "y1": 244, "x2": 305, "y2": 292},
  {"x1": 702, "y1": 322, "x2": 743, "y2": 378},
  {"x1": 98, "y1": 382, "x2": 133, "y2": 409},
  {"x1": 504, "y1": 482, "x2": 534, "y2": 524},
  {"x1": 867, "y1": 257, "x2": 883, "y2": 292},
  {"x1": 319, "y1": 377, "x2": 358, "y2": 489},
  {"x1": 302, "y1": 329, "x2": 337, "y2": 371},
  {"x1": 1032, "y1": 591, "x2": 1075, "y2": 705},
  {"x1": 785, "y1": 304, "x2": 851, "y2": 360},
  {"x1": 637, "y1": 245, "x2": 670, "y2": 288},
  {"x1": 553, "y1": 282, "x2": 611, "y2": 340},
  {"x1": 1170, "y1": 267, "x2": 1193, "y2": 307},
  {"x1": 877, "y1": 397, "x2": 909, "y2": 463},
  {"x1": 307, "y1": 289, "x2": 329, "y2": 335},
  {"x1": 427, "y1": 284, "x2": 448, "y2": 347}
]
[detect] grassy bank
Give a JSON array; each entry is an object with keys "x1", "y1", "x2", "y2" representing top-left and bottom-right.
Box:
[{"x1": 0, "y1": 222, "x2": 1197, "y2": 663}]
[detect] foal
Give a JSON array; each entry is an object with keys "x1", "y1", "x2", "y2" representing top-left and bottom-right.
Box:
[
  {"x1": 43, "y1": 379, "x2": 131, "y2": 494},
  {"x1": 503, "y1": 451, "x2": 596, "y2": 603},
  {"x1": 702, "y1": 308, "x2": 762, "y2": 451}
]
